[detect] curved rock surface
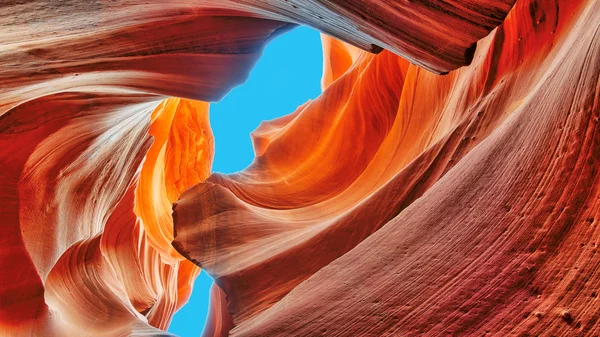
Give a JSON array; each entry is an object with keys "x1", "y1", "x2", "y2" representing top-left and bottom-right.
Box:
[
  {"x1": 174, "y1": 0, "x2": 600, "y2": 336},
  {"x1": 1, "y1": 0, "x2": 599, "y2": 336}
]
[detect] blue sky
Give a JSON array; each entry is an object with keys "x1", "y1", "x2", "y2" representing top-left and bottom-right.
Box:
[{"x1": 167, "y1": 26, "x2": 323, "y2": 337}]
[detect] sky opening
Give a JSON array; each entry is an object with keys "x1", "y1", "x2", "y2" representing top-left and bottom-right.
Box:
[{"x1": 167, "y1": 25, "x2": 323, "y2": 337}]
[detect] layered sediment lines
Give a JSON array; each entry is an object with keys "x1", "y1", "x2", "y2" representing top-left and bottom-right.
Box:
[
  {"x1": 1, "y1": 0, "x2": 599, "y2": 336},
  {"x1": 174, "y1": 0, "x2": 600, "y2": 336}
]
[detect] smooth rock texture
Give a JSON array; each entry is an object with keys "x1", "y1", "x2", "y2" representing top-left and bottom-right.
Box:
[
  {"x1": 1, "y1": 0, "x2": 599, "y2": 336},
  {"x1": 174, "y1": 0, "x2": 600, "y2": 336}
]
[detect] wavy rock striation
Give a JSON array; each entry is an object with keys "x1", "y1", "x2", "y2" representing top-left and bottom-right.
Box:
[
  {"x1": 174, "y1": 0, "x2": 600, "y2": 336},
  {"x1": 2, "y1": 0, "x2": 599, "y2": 336}
]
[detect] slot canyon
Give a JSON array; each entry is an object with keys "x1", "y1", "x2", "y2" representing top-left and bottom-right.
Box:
[{"x1": 1, "y1": 0, "x2": 599, "y2": 336}]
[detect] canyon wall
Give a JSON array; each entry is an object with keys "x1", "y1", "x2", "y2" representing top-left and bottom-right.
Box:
[{"x1": 2, "y1": 0, "x2": 599, "y2": 336}]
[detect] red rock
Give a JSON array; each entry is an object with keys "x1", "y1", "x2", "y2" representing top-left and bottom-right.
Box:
[
  {"x1": 175, "y1": 0, "x2": 600, "y2": 336},
  {"x1": 2, "y1": 0, "x2": 599, "y2": 336}
]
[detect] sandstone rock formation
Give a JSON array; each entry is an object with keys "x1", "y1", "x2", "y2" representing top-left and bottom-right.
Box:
[{"x1": 2, "y1": 0, "x2": 599, "y2": 336}]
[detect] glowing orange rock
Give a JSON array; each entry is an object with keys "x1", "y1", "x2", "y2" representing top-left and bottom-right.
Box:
[
  {"x1": 0, "y1": 95, "x2": 212, "y2": 336},
  {"x1": 2, "y1": 0, "x2": 599, "y2": 336},
  {"x1": 174, "y1": 0, "x2": 600, "y2": 336},
  {"x1": 1, "y1": 5, "x2": 285, "y2": 335}
]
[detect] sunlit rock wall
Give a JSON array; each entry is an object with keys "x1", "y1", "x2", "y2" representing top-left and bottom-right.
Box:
[{"x1": 2, "y1": 0, "x2": 599, "y2": 336}]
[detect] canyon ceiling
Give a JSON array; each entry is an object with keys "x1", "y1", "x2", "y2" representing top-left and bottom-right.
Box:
[{"x1": 1, "y1": 0, "x2": 599, "y2": 336}]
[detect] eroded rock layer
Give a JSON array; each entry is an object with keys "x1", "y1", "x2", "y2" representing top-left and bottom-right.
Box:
[
  {"x1": 174, "y1": 0, "x2": 600, "y2": 336},
  {"x1": 1, "y1": 0, "x2": 599, "y2": 336}
]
